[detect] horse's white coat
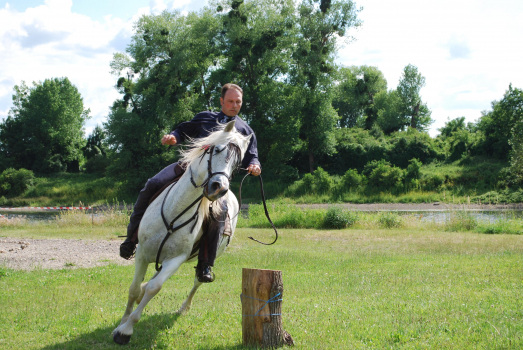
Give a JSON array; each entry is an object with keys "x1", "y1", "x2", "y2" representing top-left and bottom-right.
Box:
[{"x1": 113, "y1": 122, "x2": 251, "y2": 342}]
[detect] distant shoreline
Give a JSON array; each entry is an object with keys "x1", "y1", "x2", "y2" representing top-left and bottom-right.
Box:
[{"x1": 1, "y1": 202, "x2": 522, "y2": 213}]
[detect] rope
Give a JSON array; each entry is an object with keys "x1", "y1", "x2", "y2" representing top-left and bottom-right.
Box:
[{"x1": 240, "y1": 292, "x2": 282, "y2": 317}]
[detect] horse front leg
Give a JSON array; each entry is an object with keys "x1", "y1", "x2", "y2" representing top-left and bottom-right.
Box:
[
  {"x1": 112, "y1": 255, "x2": 186, "y2": 345},
  {"x1": 178, "y1": 277, "x2": 203, "y2": 315},
  {"x1": 114, "y1": 249, "x2": 149, "y2": 331}
]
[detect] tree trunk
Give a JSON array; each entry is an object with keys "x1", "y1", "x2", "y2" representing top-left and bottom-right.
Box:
[
  {"x1": 241, "y1": 268, "x2": 293, "y2": 348},
  {"x1": 309, "y1": 151, "x2": 315, "y2": 174},
  {"x1": 410, "y1": 102, "x2": 420, "y2": 129}
]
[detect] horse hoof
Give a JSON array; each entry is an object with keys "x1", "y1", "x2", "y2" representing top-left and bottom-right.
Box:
[{"x1": 113, "y1": 331, "x2": 131, "y2": 345}]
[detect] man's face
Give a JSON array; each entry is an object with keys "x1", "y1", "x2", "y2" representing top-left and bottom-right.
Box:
[{"x1": 220, "y1": 89, "x2": 243, "y2": 117}]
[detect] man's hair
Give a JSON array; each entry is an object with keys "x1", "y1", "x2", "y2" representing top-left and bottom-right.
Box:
[{"x1": 221, "y1": 83, "x2": 243, "y2": 98}]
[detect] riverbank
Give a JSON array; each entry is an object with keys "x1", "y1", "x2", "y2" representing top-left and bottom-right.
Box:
[{"x1": 2, "y1": 201, "x2": 523, "y2": 214}]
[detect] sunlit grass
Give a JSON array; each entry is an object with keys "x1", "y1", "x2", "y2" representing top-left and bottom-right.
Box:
[{"x1": 1, "y1": 227, "x2": 522, "y2": 349}]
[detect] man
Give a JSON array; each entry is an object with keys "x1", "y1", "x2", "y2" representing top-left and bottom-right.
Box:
[{"x1": 120, "y1": 83, "x2": 261, "y2": 283}]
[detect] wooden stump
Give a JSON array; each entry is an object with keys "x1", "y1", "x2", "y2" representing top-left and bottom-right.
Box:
[{"x1": 242, "y1": 268, "x2": 293, "y2": 348}]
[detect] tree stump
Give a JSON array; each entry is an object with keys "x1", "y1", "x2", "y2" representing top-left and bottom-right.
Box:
[{"x1": 241, "y1": 268, "x2": 293, "y2": 348}]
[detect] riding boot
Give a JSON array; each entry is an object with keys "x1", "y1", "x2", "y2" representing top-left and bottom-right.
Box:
[
  {"x1": 120, "y1": 162, "x2": 184, "y2": 260},
  {"x1": 195, "y1": 197, "x2": 228, "y2": 282}
]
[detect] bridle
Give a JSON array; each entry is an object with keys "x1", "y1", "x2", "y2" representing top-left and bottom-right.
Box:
[
  {"x1": 155, "y1": 142, "x2": 241, "y2": 271},
  {"x1": 155, "y1": 141, "x2": 278, "y2": 272},
  {"x1": 189, "y1": 144, "x2": 241, "y2": 189}
]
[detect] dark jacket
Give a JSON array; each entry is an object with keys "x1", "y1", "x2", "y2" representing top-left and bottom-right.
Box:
[{"x1": 170, "y1": 111, "x2": 260, "y2": 169}]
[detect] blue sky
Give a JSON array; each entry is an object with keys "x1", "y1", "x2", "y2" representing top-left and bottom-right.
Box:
[{"x1": 1, "y1": 0, "x2": 523, "y2": 137}]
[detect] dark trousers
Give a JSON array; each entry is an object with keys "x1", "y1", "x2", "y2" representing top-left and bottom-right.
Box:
[{"x1": 127, "y1": 162, "x2": 227, "y2": 266}]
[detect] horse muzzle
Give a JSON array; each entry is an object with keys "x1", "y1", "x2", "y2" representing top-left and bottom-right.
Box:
[{"x1": 204, "y1": 175, "x2": 229, "y2": 201}]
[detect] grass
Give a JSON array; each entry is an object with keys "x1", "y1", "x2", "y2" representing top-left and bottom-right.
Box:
[
  {"x1": 0, "y1": 172, "x2": 127, "y2": 207},
  {"x1": 1, "y1": 224, "x2": 523, "y2": 349}
]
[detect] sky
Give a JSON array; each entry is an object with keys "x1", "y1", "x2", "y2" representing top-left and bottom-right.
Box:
[{"x1": 1, "y1": 0, "x2": 522, "y2": 137}]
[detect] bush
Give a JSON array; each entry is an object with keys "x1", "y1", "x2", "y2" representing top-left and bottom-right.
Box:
[
  {"x1": 378, "y1": 212, "x2": 402, "y2": 228},
  {"x1": 323, "y1": 207, "x2": 357, "y2": 229},
  {"x1": 0, "y1": 168, "x2": 35, "y2": 197},
  {"x1": 314, "y1": 167, "x2": 333, "y2": 193},
  {"x1": 366, "y1": 160, "x2": 404, "y2": 191},
  {"x1": 84, "y1": 154, "x2": 111, "y2": 174},
  {"x1": 340, "y1": 168, "x2": 363, "y2": 190}
]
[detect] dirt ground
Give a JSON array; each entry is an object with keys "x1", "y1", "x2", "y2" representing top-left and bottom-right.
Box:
[
  {"x1": 1, "y1": 202, "x2": 521, "y2": 271},
  {"x1": 0, "y1": 237, "x2": 133, "y2": 271}
]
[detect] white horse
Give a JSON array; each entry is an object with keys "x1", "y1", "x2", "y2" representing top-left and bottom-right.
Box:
[{"x1": 112, "y1": 121, "x2": 251, "y2": 345}]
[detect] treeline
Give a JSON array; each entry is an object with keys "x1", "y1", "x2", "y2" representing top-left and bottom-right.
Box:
[{"x1": 0, "y1": 0, "x2": 522, "y2": 199}]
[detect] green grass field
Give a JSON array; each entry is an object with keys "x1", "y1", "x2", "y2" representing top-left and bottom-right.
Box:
[{"x1": 1, "y1": 220, "x2": 522, "y2": 349}]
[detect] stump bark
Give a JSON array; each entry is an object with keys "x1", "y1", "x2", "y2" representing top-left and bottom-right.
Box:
[{"x1": 241, "y1": 268, "x2": 293, "y2": 348}]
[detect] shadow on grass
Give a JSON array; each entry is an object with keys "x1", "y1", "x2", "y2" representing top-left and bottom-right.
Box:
[
  {"x1": 40, "y1": 313, "x2": 182, "y2": 350},
  {"x1": 38, "y1": 312, "x2": 262, "y2": 350}
]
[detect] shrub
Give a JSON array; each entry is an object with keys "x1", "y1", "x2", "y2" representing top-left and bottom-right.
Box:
[
  {"x1": 314, "y1": 167, "x2": 333, "y2": 193},
  {"x1": 323, "y1": 207, "x2": 357, "y2": 229},
  {"x1": 366, "y1": 160, "x2": 404, "y2": 190},
  {"x1": 340, "y1": 169, "x2": 363, "y2": 190},
  {"x1": 378, "y1": 212, "x2": 402, "y2": 228},
  {"x1": 0, "y1": 168, "x2": 35, "y2": 197},
  {"x1": 84, "y1": 154, "x2": 110, "y2": 174}
]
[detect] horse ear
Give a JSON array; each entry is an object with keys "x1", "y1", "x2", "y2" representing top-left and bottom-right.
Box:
[{"x1": 224, "y1": 120, "x2": 236, "y2": 133}]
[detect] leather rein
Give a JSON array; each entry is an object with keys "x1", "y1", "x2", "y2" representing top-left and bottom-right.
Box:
[{"x1": 155, "y1": 144, "x2": 278, "y2": 272}]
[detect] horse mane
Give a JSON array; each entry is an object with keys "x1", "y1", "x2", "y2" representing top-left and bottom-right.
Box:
[{"x1": 178, "y1": 123, "x2": 248, "y2": 168}]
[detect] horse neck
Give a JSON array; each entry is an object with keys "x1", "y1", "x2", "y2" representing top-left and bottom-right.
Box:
[{"x1": 162, "y1": 165, "x2": 208, "y2": 221}]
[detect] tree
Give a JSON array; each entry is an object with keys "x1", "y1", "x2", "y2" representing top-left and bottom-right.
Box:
[
  {"x1": 0, "y1": 78, "x2": 89, "y2": 173},
  {"x1": 211, "y1": 0, "x2": 301, "y2": 179},
  {"x1": 477, "y1": 84, "x2": 523, "y2": 160},
  {"x1": 396, "y1": 64, "x2": 432, "y2": 131},
  {"x1": 106, "y1": 9, "x2": 222, "y2": 190},
  {"x1": 333, "y1": 65, "x2": 387, "y2": 129},
  {"x1": 291, "y1": 0, "x2": 360, "y2": 173}
]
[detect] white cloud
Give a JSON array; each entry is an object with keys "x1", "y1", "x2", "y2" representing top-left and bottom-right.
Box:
[
  {"x1": 338, "y1": 0, "x2": 523, "y2": 136},
  {"x1": 0, "y1": 0, "x2": 148, "y2": 135}
]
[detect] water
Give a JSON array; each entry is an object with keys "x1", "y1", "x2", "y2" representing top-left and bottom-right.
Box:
[
  {"x1": 2, "y1": 208, "x2": 522, "y2": 224},
  {"x1": 391, "y1": 210, "x2": 523, "y2": 224}
]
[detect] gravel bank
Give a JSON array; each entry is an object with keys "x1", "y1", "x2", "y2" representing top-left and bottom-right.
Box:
[{"x1": 0, "y1": 237, "x2": 133, "y2": 271}]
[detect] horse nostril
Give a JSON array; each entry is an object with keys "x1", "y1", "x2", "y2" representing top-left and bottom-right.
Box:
[{"x1": 211, "y1": 182, "x2": 221, "y2": 192}]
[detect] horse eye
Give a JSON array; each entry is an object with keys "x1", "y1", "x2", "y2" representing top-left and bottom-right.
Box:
[{"x1": 215, "y1": 146, "x2": 226, "y2": 153}]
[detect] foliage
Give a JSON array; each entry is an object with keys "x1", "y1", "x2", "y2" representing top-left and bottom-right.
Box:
[
  {"x1": 508, "y1": 89, "x2": 523, "y2": 184},
  {"x1": 364, "y1": 159, "x2": 404, "y2": 191},
  {"x1": 0, "y1": 168, "x2": 35, "y2": 197},
  {"x1": 339, "y1": 168, "x2": 363, "y2": 190},
  {"x1": 396, "y1": 64, "x2": 433, "y2": 131},
  {"x1": 289, "y1": 0, "x2": 360, "y2": 173},
  {"x1": 0, "y1": 78, "x2": 89, "y2": 173},
  {"x1": 322, "y1": 206, "x2": 357, "y2": 229},
  {"x1": 333, "y1": 65, "x2": 387, "y2": 129},
  {"x1": 377, "y1": 211, "x2": 402, "y2": 228},
  {"x1": 476, "y1": 84, "x2": 523, "y2": 160}
]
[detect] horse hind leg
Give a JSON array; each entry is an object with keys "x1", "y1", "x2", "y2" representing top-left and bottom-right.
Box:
[{"x1": 113, "y1": 255, "x2": 186, "y2": 345}]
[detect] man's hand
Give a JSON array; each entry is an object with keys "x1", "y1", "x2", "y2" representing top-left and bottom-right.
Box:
[
  {"x1": 247, "y1": 164, "x2": 261, "y2": 176},
  {"x1": 161, "y1": 135, "x2": 177, "y2": 146}
]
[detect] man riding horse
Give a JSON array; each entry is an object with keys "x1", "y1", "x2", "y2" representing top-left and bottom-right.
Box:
[{"x1": 119, "y1": 83, "x2": 261, "y2": 283}]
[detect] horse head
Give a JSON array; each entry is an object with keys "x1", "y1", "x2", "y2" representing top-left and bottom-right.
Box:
[{"x1": 180, "y1": 120, "x2": 252, "y2": 202}]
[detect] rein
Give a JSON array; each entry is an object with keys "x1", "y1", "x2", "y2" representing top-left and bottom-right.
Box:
[{"x1": 155, "y1": 145, "x2": 278, "y2": 271}]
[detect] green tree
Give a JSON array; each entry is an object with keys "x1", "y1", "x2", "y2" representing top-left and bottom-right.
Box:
[
  {"x1": 333, "y1": 65, "x2": 387, "y2": 129},
  {"x1": 211, "y1": 0, "x2": 300, "y2": 179},
  {"x1": 106, "y1": 9, "x2": 222, "y2": 190},
  {"x1": 291, "y1": 0, "x2": 360, "y2": 173},
  {"x1": 396, "y1": 64, "x2": 432, "y2": 131},
  {"x1": 477, "y1": 84, "x2": 523, "y2": 160},
  {"x1": 0, "y1": 78, "x2": 89, "y2": 173}
]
